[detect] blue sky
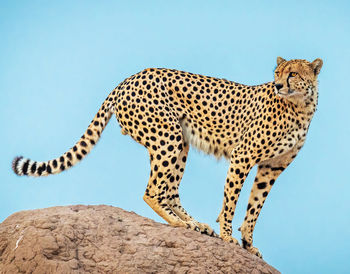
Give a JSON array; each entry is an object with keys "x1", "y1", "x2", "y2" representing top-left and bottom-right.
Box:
[{"x1": 1, "y1": 1, "x2": 349, "y2": 273}]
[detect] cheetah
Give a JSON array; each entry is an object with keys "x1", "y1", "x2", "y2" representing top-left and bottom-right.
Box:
[{"x1": 12, "y1": 57, "x2": 323, "y2": 257}]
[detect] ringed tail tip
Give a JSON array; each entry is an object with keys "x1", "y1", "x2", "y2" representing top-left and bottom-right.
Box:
[{"x1": 12, "y1": 156, "x2": 24, "y2": 176}]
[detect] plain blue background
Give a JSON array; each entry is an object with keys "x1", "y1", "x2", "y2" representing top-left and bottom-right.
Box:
[{"x1": 1, "y1": 1, "x2": 349, "y2": 273}]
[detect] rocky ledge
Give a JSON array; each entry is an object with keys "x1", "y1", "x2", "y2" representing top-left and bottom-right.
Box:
[{"x1": 0, "y1": 205, "x2": 279, "y2": 273}]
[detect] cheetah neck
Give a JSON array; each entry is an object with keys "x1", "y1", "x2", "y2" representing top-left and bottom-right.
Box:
[
  {"x1": 263, "y1": 81, "x2": 318, "y2": 119},
  {"x1": 288, "y1": 86, "x2": 318, "y2": 123}
]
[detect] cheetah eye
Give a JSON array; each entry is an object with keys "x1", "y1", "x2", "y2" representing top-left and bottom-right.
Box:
[
  {"x1": 275, "y1": 72, "x2": 280, "y2": 77},
  {"x1": 289, "y1": 72, "x2": 298, "y2": 77}
]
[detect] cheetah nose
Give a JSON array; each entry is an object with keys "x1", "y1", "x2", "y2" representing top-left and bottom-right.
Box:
[{"x1": 275, "y1": 84, "x2": 283, "y2": 91}]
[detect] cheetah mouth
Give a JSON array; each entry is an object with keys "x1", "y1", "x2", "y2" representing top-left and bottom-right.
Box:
[
  {"x1": 276, "y1": 88, "x2": 296, "y2": 97},
  {"x1": 277, "y1": 90, "x2": 304, "y2": 100},
  {"x1": 278, "y1": 91, "x2": 293, "y2": 96}
]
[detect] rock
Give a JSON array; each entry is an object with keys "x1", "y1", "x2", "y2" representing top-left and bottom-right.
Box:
[{"x1": 0, "y1": 205, "x2": 280, "y2": 273}]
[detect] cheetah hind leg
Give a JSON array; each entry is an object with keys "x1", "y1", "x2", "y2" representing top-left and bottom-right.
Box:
[
  {"x1": 143, "y1": 142, "x2": 205, "y2": 234},
  {"x1": 168, "y1": 142, "x2": 217, "y2": 237},
  {"x1": 121, "y1": 105, "x2": 215, "y2": 235}
]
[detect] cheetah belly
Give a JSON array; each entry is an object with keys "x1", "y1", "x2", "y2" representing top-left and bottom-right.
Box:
[{"x1": 180, "y1": 118, "x2": 236, "y2": 159}]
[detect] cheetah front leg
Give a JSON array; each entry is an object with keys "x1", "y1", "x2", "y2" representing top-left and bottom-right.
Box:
[
  {"x1": 217, "y1": 148, "x2": 254, "y2": 245},
  {"x1": 240, "y1": 151, "x2": 297, "y2": 258}
]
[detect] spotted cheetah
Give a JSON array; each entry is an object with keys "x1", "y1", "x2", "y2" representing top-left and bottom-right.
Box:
[{"x1": 12, "y1": 57, "x2": 322, "y2": 257}]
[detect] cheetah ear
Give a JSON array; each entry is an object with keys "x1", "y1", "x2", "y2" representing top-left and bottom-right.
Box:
[
  {"x1": 277, "y1": 57, "x2": 286, "y2": 66},
  {"x1": 311, "y1": 58, "x2": 323, "y2": 75}
]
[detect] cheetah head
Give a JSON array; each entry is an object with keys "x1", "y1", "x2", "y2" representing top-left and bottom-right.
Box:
[{"x1": 273, "y1": 57, "x2": 323, "y2": 104}]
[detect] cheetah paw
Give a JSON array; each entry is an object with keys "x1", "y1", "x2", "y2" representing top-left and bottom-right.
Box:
[
  {"x1": 197, "y1": 222, "x2": 218, "y2": 237},
  {"x1": 184, "y1": 221, "x2": 201, "y2": 232},
  {"x1": 245, "y1": 246, "x2": 263, "y2": 258}
]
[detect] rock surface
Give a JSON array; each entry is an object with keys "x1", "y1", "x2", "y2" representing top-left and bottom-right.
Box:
[{"x1": 0, "y1": 205, "x2": 280, "y2": 273}]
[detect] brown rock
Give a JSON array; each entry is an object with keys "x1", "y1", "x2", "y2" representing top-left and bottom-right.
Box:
[{"x1": 0, "y1": 205, "x2": 280, "y2": 273}]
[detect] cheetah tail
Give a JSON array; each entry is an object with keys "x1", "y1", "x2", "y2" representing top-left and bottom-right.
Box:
[{"x1": 12, "y1": 98, "x2": 114, "y2": 177}]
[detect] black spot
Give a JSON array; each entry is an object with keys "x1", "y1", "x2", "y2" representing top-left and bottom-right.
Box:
[
  {"x1": 81, "y1": 141, "x2": 87, "y2": 147},
  {"x1": 263, "y1": 191, "x2": 268, "y2": 197},
  {"x1": 270, "y1": 179, "x2": 275, "y2": 185},
  {"x1": 31, "y1": 162, "x2": 37, "y2": 173},
  {"x1": 46, "y1": 165, "x2": 52, "y2": 174},
  {"x1": 67, "y1": 152, "x2": 72, "y2": 160},
  {"x1": 257, "y1": 182, "x2": 267, "y2": 189},
  {"x1": 22, "y1": 160, "x2": 30, "y2": 175},
  {"x1": 87, "y1": 129, "x2": 93, "y2": 136},
  {"x1": 37, "y1": 166, "x2": 43, "y2": 176},
  {"x1": 60, "y1": 156, "x2": 64, "y2": 162},
  {"x1": 52, "y1": 159, "x2": 58, "y2": 168},
  {"x1": 271, "y1": 167, "x2": 285, "y2": 171}
]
